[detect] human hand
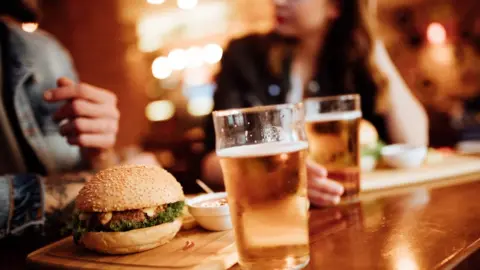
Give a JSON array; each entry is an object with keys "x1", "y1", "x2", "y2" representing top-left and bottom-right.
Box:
[
  {"x1": 307, "y1": 160, "x2": 344, "y2": 207},
  {"x1": 122, "y1": 152, "x2": 161, "y2": 167},
  {"x1": 43, "y1": 77, "x2": 120, "y2": 151}
]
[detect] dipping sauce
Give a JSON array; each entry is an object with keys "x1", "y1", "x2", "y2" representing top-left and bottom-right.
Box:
[{"x1": 194, "y1": 198, "x2": 228, "y2": 208}]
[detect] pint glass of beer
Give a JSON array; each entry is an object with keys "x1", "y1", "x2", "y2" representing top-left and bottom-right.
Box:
[
  {"x1": 304, "y1": 94, "x2": 362, "y2": 204},
  {"x1": 213, "y1": 104, "x2": 310, "y2": 269}
]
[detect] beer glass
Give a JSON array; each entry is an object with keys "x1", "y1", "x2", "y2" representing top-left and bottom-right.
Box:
[
  {"x1": 213, "y1": 104, "x2": 310, "y2": 269},
  {"x1": 304, "y1": 94, "x2": 362, "y2": 204}
]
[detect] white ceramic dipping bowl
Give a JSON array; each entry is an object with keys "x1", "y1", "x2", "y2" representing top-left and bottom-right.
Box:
[
  {"x1": 186, "y1": 192, "x2": 232, "y2": 231},
  {"x1": 381, "y1": 144, "x2": 427, "y2": 169},
  {"x1": 361, "y1": 156, "x2": 378, "y2": 172}
]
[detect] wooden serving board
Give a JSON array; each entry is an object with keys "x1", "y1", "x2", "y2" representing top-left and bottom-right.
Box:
[
  {"x1": 27, "y1": 229, "x2": 238, "y2": 270},
  {"x1": 362, "y1": 154, "x2": 480, "y2": 191}
]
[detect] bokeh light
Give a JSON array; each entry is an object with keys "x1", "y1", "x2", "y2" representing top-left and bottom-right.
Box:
[
  {"x1": 168, "y1": 49, "x2": 187, "y2": 70},
  {"x1": 187, "y1": 97, "x2": 214, "y2": 116},
  {"x1": 22, "y1": 23, "x2": 38, "y2": 33},
  {"x1": 203, "y1": 43, "x2": 223, "y2": 64},
  {"x1": 145, "y1": 100, "x2": 175, "y2": 121},
  {"x1": 146, "y1": 0, "x2": 165, "y2": 4},
  {"x1": 185, "y1": 46, "x2": 204, "y2": 68},
  {"x1": 428, "y1": 45, "x2": 454, "y2": 65},
  {"x1": 177, "y1": 0, "x2": 198, "y2": 10},
  {"x1": 151, "y1": 56, "x2": 172, "y2": 79},
  {"x1": 427, "y1": 22, "x2": 447, "y2": 45},
  {"x1": 137, "y1": 16, "x2": 164, "y2": 52}
]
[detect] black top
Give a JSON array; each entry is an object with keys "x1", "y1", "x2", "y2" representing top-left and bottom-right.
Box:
[{"x1": 204, "y1": 33, "x2": 387, "y2": 153}]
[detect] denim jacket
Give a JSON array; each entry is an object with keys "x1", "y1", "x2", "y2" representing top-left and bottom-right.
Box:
[{"x1": 0, "y1": 21, "x2": 82, "y2": 239}]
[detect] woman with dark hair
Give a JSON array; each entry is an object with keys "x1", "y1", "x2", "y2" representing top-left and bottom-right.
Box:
[{"x1": 202, "y1": 0, "x2": 428, "y2": 206}]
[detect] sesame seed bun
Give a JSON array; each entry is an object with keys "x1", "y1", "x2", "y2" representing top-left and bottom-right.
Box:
[
  {"x1": 76, "y1": 165, "x2": 184, "y2": 212},
  {"x1": 79, "y1": 218, "x2": 182, "y2": 254}
]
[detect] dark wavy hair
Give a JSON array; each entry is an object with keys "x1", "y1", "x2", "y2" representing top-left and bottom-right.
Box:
[
  {"x1": 270, "y1": 0, "x2": 386, "y2": 103},
  {"x1": 0, "y1": 0, "x2": 40, "y2": 23}
]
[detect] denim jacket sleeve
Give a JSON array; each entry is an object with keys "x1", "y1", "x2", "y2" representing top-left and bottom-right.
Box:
[
  {"x1": 5, "y1": 22, "x2": 84, "y2": 174},
  {"x1": 0, "y1": 174, "x2": 44, "y2": 240}
]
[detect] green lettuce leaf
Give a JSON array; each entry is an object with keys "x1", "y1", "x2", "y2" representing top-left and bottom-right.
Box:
[
  {"x1": 361, "y1": 141, "x2": 385, "y2": 159},
  {"x1": 72, "y1": 201, "x2": 184, "y2": 244}
]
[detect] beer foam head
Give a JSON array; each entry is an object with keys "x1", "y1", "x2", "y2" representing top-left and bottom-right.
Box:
[
  {"x1": 217, "y1": 141, "x2": 308, "y2": 158},
  {"x1": 305, "y1": 111, "x2": 361, "y2": 123}
]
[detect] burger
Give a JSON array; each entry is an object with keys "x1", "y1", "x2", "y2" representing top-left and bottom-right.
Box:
[
  {"x1": 360, "y1": 120, "x2": 384, "y2": 172},
  {"x1": 72, "y1": 165, "x2": 185, "y2": 254}
]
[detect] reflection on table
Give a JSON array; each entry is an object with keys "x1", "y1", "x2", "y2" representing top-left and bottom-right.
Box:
[{"x1": 307, "y1": 174, "x2": 480, "y2": 270}]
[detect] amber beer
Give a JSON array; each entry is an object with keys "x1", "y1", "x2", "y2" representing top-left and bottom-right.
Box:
[
  {"x1": 218, "y1": 141, "x2": 310, "y2": 269},
  {"x1": 305, "y1": 111, "x2": 362, "y2": 202}
]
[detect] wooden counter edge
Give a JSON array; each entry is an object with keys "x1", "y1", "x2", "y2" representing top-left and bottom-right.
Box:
[
  {"x1": 437, "y1": 237, "x2": 480, "y2": 269},
  {"x1": 26, "y1": 238, "x2": 75, "y2": 269}
]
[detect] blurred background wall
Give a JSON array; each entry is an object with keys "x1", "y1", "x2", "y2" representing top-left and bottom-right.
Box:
[
  {"x1": 377, "y1": 0, "x2": 480, "y2": 146},
  {"x1": 29, "y1": 0, "x2": 480, "y2": 190},
  {"x1": 39, "y1": 0, "x2": 274, "y2": 149}
]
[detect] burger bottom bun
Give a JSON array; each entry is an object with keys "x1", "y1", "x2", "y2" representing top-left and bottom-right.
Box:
[{"x1": 80, "y1": 218, "x2": 182, "y2": 254}]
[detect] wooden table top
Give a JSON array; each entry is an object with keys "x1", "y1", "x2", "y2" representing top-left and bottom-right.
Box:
[
  {"x1": 230, "y1": 174, "x2": 480, "y2": 270},
  {"x1": 24, "y1": 172, "x2": 480, "y2": 270},
  {"x1": 311, "y1": 174, "x2": 480, "y2": 269},
  {"x1": 307, "y1": 175, "x2": 480, "y2": 269}
]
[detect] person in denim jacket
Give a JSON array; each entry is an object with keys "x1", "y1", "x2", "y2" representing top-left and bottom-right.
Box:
[{"x1": 0, "y1": 1, "x2": 120, "y2": 240}]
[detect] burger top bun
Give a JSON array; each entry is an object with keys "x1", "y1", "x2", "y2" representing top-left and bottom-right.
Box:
[
  {"x1": 360, "y1": 119, "x2": 379, "y2": 148},
  {"x1": 76, "y1": 165, "x2": 184, "y2": 212}
]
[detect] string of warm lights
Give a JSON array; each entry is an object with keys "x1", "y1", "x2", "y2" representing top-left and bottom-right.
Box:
[
  {"x1": 177, "y1": 0, "x2": 198, "y2": 10},
  {"x1": 142, "y1": 0, "x2": 219, "y2": 121},
  {"x1": 151, "y1": 43, "x2": 223, "y2": 80},
  {"x1": 146, "y1": 0, "x2": 198, "y2": 10},
  {"x1": 146, "y1": 0, "x2": 165, "y2": 4},
  {"x1": 145, "y1": 95, "x2": 214, "y2": 121}
]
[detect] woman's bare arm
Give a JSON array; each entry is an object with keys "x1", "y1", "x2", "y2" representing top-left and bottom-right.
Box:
[
  {"x1": 374, "y1": 40, "x2": 429, "y2": 145},
  {"x1": 201, "y1": 152, "x2": 224, "y2": 187}
]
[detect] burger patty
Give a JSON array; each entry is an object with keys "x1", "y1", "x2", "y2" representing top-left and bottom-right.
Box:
[
  {"x1": 103, "y1": 204, "x2": 166, "y2": 226},
  {"x1": 110, "y1": 209, "x2": 148, "y2": 224},
  {"x1": 72, "y1": 201, "x2": 184, "y2": 243},
  {"x1": 91, "y1": 204, "x2": 172, "y2": 229}
]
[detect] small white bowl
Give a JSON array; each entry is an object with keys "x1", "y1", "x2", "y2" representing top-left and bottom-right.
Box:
[
  {"x1": 361, "y1": 156, "x2": 378, "y2": 172},
  {"x1": 186, "y1": 192, "x2": 232, "y2": 231},
  {"x1": 381, "y1": 144, "x2": 427, "y2": 169}
]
